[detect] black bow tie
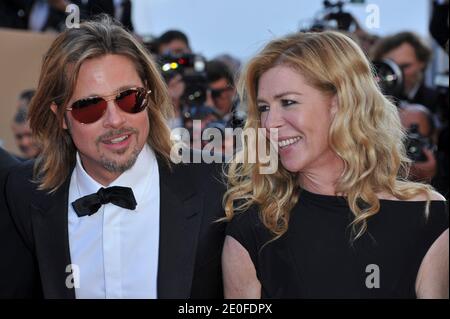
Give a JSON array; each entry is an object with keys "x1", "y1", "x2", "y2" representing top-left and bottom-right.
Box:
[{"x1": 72, "y1": 186, "x2": 137, "y2": 217}]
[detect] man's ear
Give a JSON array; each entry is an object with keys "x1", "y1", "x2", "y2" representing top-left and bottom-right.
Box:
[{"x1": 50, "y1": 102, "x2": 68, "y2": 129}]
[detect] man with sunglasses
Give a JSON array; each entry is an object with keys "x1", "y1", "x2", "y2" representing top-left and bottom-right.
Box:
[
  {"x1": 1, "y1": 16, "x2": 226, "y2": 299},
  {"x1": 206, "y1": 60, "x2": 237, "y2": 118}
]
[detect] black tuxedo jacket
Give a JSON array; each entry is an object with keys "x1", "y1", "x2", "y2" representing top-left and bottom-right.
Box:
[
  {"x1": 0, "y1": 148, "x2": 27, "y2": 297},
  {"x1": 0, "y1": 156, "x2": 226, "y2": 298}
]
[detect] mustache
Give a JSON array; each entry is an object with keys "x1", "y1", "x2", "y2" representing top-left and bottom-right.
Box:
[{"x1": 96, "y1": 127, "x2": 139, "y2": 143}]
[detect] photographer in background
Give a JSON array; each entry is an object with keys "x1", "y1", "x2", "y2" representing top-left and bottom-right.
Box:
[
  {"x1": 305, "y1": 0, "x2": 380, "y2": 54},
  {"x1": 371, "y1": 30, "x2": 448, "y2": 197},
  {"x1": 11, "y1": 90, "x2": 41, "y2": 160},
  {"x1": 156, "y1": 30, "x2": 192, "y2": 128},
  {"x1": 371, "y1": 32, "x2": 440, "y2": 113},
  {"x1": 156, "y1": 30, "x2": 191, "y2": 56},
  {"x1": 373, "y1": 60, "x2": 440, "y2": 187},
  {"x1": 206, "y1": 59, "x2": 236, "y2": 119}
]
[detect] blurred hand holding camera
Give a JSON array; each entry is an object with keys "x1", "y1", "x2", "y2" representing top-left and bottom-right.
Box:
[{"x1": 409, "y1": 148, "x2": 437, "y2": 182}]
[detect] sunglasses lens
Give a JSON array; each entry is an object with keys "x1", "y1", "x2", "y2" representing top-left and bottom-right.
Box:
[
  {"x1": 211, "y1": 86, "x2": 232, "y2": 99},
  {"x1": 71, "y1": 98, "x2": 107, "y2": 124},
  {"x1": 116, "y1": 89, "x2": 147, "y2": 114},
  {"x1": 69, "y1": 88, "x2": 148, "y2": 124},
  {"x1": 211, "y1": 89, "x2": 221, "y2": 99}
]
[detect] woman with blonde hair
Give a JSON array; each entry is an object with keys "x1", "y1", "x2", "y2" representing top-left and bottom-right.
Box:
[{"x1": 222, "y1": 31, "x2": 448, "y2": 298}]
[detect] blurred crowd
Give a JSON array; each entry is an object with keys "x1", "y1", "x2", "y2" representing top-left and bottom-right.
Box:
[{"x1": 0, "y1": 0, "x2": 134, "y2": 32}]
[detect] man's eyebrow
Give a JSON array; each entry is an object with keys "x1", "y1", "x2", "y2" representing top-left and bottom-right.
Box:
[{"x1": 76, "y1": 85, "x2": 139, "y2": 100}]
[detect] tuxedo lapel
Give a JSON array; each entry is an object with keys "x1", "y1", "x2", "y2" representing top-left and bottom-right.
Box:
[
  {"x1": 30, "y1": 158, "x2": 204, "y2": 298},
  {"x1": 31, "y1": 178, "x2": 75, "y2": 299},
  {"x1": 157, "y1": 159, "x2": 204, "y2": 298}
]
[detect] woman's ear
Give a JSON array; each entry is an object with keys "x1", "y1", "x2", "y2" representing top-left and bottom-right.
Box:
[
  {"x1": 330, "y1": 94, "x2": 338, "y2": 117},
  {"x1": 50, "y1": 102, "x2": 68, "y2": 129}
]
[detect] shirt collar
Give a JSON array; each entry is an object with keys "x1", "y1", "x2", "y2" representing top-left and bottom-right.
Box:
[{"x1": 407, "y1": 81, "x2": 421, "y2": 100}]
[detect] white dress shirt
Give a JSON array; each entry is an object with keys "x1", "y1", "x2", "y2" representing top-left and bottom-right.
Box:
[{"x1": 68, "y1": 144, "x2": 160, "y2": 299}]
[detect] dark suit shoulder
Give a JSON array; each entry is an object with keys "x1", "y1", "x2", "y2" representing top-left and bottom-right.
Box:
[
  {"x1": 167, "y1": 160, "x2": 227, "y2": 298},
  {"x1": 177, "y1": 161, "x2": 226, "y2": 187},
  {"x1": 0, "y1": 157, "x2": 40, "y2": 298},
  {"x1": 0, "y1": 147, "x2": 20, "y2": 174},
  {"x1": 164, "y1": 148, "x2": 227, "y2": 196},
  {"x1": 4, "y1": 160, "x2": 38, "y2": 248},
  {"x1": 5, "y1": 159, "x2": 37, "y2": 198}
]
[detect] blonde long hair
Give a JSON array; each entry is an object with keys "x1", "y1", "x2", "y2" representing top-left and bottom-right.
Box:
[
  {"x1": 29, "y1": 15, "x2": 173, "y2": 192},
  {"x1": 224, "y1": 31, "x2": 433, "y2": 240}
]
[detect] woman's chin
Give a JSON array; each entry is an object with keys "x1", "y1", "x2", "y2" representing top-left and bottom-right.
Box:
[{"x1": 280, "y1": 158, "x2": 304, "y2": 174}]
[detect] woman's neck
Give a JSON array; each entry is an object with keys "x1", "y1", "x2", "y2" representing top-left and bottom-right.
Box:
[{"x1": 298, "y1": 156, "x2": 344, "y2": 196}]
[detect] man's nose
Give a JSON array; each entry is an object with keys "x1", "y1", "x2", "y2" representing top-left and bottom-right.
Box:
[{"x1": 103, "y1": 100, "x2": 126, "y2": 128}]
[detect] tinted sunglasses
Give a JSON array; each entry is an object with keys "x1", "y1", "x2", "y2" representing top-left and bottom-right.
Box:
[
  {"x1": 210, "y1": 85, "x2": 234, "y2": 99},
  {"x1": 66, "y1": 87, "x2": 151, "y2": 124}
]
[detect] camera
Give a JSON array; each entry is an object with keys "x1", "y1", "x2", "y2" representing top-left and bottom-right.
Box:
[
  {"x1": 157, "y1": 53, "x2": 208, "y2": 106},
  {"x1": 301, "y1": 0, "x2": 365, "y2": 32},
  {"x1": 404, "y1": 124, "x2": 433, "y2": 162},
  {"x1": 372, "y1": 58, "x2": 405, "y2": 101}
]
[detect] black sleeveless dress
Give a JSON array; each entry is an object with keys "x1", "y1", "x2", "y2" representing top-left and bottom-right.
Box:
[{"x1": 226, "y1": 189, "x2": 448, "y2": 298}]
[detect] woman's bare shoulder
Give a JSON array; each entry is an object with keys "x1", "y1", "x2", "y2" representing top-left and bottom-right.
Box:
[{"x1": 377, "y1": 190, "x2": 446, "y2": 202}]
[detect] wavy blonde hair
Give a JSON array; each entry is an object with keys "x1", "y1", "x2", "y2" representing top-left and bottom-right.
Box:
[
  {"x1": 224, "y1": 31, "x2": 433, "y2": 240},
  {"x1": 28, "y1": 15, "x2": 173, "y2": 193}
]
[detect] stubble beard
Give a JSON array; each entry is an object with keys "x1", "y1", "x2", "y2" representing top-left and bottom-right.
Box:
[
  {"x1": 99, "y1": 145, "x2": 141, "y2": 173},
  {"x1": 96, "y1": 127, "x2": 143, "y2": 174}
]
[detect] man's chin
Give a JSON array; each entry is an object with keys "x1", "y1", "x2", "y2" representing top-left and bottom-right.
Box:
[
  {"x1": 99, "y1": 147, "x2": 141, "y2": 174},
  {"x1": 101, "y1": 158, "x2": 137, "y2": 174}
]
